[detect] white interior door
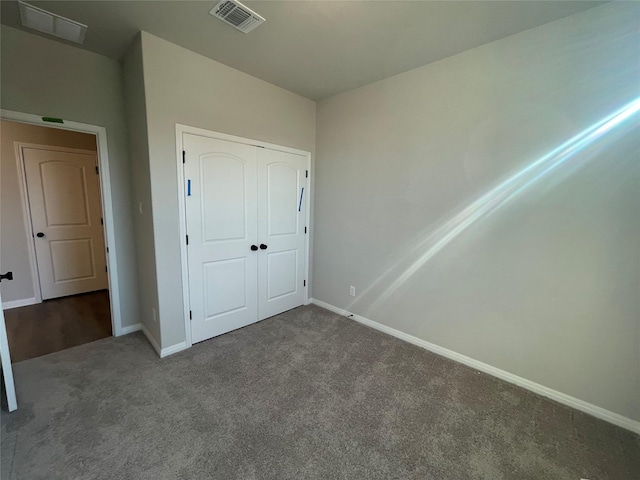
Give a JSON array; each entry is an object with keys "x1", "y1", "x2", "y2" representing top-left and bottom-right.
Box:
[
  {"x1": 0, "y1": 293, "x2": 17, "y2": 412},
  {"x1": 257, "y1": 148, "x2": 307, "y2": 320},
  {"x1": 184, "y1": 134, "x2": 259, "y2": 343},
  {"x1": 22, "y1": 146, "x2": 108, "y2": 300}
]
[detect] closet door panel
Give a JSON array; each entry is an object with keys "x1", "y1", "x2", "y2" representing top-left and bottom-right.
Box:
[
  {"x1": 184, "y1": 134, "x2": 258, "y2": 343},
  {"x1": 257, "y1": 148, "x2": 307, "y2": 320}
]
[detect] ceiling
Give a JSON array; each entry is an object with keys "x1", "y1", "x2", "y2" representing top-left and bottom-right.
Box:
[{"x1": 0, "y1": 1, "x2": 605, "y2": 100}]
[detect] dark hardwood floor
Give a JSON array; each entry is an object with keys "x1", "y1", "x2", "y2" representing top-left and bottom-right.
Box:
[{"x1": 4, "y1": 290, "x2": 112, "y2": 363}]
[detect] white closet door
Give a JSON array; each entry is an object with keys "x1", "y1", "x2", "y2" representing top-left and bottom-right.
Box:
[
  {"x1": 23, "y1": 147, "x2": 107, "y2": 300},
  {"x1": 184, "y1": 134, "x2": 258, "y2": 343},
  {"x1": 257, "y1": 148, "x2": 307, "y2": 320}
]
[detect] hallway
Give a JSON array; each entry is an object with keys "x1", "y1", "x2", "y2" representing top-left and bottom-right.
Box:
[{"x1": 3, "y1": 290, "x2": 111, "y2": 363}]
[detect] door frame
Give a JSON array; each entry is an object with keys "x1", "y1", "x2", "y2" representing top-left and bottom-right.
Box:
[
  {"x1": 1, "y1": 109, "x2": 124, "y2": 336},
  {"x1": 16, "y1": 143, "x2": 102, "y2": 303},
  {"x1": 176, "y1": 124, "x2": 312, "y2": 348}
]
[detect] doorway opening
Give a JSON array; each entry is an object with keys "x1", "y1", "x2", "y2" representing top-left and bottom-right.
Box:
[{"x1": 0, "y1": 113, "x2": 122, "y2": 362}]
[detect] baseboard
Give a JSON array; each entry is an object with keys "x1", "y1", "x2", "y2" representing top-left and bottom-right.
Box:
[
  {"x1": 160, "y1": 341, "x2": 189, "y2": 358},
  {"x1": 2, "y1": 297, "x2": 37, "y2": 310},
  {"x1": 310, "y1": 298, "x2": 640, "y2": 435},
  {"x1": 140, "y1": 325, "x2": 189, "y2": 358},
  {"x1": 118, "y1": 323, "x2": 142, "y2": 336},
  {"x1": 141, "y1": 325, "x2": 161, "y2": 357}
]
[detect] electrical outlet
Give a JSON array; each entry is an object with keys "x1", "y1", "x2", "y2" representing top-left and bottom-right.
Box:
[
  {"x1": 349, "y1": 286, "x2": 356, "y2": 296},
  {"x1": 151, "y1": 307, "x2": 157, "y2": 323}
]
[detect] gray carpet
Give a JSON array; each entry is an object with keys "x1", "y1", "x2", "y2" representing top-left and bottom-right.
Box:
[{"x1": 1, "y1": 305, "x2": 639, "y2": 480}]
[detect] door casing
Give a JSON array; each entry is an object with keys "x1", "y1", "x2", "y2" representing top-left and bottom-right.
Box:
[
  {"x1": 176, "y1": 124, "x2": 312, "y2": 349},
  {"x1": 1, "y1": 109, "x2": 124, "y2": 337}
]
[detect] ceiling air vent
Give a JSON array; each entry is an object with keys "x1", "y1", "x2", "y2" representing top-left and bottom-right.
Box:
[
  {"x1": 18, "y1": 0, "x2": 87, "y2": 44},
  {"x1": 209, "y1": 0, "x2": 265, "y2": 34}
]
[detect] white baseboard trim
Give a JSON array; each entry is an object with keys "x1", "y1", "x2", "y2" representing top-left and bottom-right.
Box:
[
  {"x1": 2, "y1": 297, "x2": 37, "y2": 310},
  {"x1": 141, "y1": 325, "x2": 161, "y2": 357},
  {"x1": 141, "y1": 325, "x2": 189, "y2": 358},
  {"x1": 118, "y1": 323, "x2": 142, "y2": 336},
  {"x1": 310, "y1": 298, "x2": 640, "y2": 435},
  {"x1": 160, "y1": 341, "x2": 189, "y2": 358}
]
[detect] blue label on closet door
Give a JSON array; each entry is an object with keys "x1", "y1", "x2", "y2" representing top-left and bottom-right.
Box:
[{"x1": 187, "y1": 179, "x2": 191, "y2": 196}]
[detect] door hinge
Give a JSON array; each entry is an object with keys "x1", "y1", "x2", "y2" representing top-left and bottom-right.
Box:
[
  {"x1": 182, "y1": 150, "x2": 186, "y2": 163},
  {"x1": 186, "y1": 235, "x2": 189, "y2": 245},
  {"x1": 303, "y1": 280, "x2": 306, "y2": 287},
  {"x1": 100, "y1": 217, "x2": 103, "y2": 225},
  {"x1": 105, "y1": 266, "x2": 108, "y2": 272},
  {"x1": 305, "y1": 170, "x2": 308, "y2": 178},
  {"x1": 95, "y1": 165, "x2": 99, "y2": 175},
  {"x1": 106, "y1": 246, "x2": 109, "y2": 253},
  {"x1": 189, "y1": 310, "x2": 192, "y2": 320},
  {"x1": 304, "y1": 226, "x2": 307, "y2": 234}
]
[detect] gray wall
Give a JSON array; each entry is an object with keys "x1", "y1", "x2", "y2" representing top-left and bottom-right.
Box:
[
  {"x1": 1, "y1": 26, "x2": 140, "y2": 328},
  {"x1": 0, "y1": 120, "x2": 96, "y2": 303},
  {"x1": 122, "y1": 34, "x2": 160, "y2": 344},
  {"x1": 139, "y1": 32, "x2": 316, "y2": 349},
  {"x1": 314, "y1": 3, "x2": 640, "y2": 421}
]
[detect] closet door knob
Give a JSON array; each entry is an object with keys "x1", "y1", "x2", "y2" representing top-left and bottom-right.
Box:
[
  {"x1": 250, "y1": 245, "x2": 258, "y2": 251},
  {"x1": 36, "y1": 232, "x2": 45, "y2": 238},
  {"x1": 0, "y1": 271, "x2": 13, "y2": 282},
  {"x1": 259, "y1": 244, "x2": 267, "y2": 250}
]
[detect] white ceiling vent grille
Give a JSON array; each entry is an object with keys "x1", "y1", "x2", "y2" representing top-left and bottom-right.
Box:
[
  {"x1": 18, "y1": 0, "x2": 87, "y2": 44},
  {"x1": 209, "y1": 0, "x2": 265, "y2": 34}
]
